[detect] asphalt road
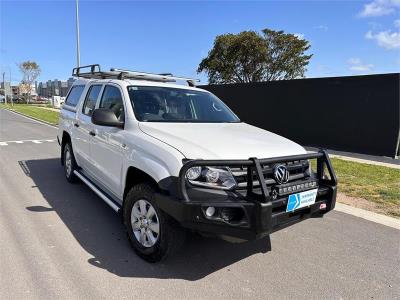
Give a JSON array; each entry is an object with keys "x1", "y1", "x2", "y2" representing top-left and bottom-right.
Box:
[{"x1": 1, "y1": 108, "x2": 399, "y2": 300}]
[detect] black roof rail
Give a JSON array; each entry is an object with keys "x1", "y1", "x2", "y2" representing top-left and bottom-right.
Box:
[
  {"x1": 72, "y1": 64, "x2": 200, "y2": 86},
  {"x1": 72, "y1": 64, "x2": 101, "y2": 77}
]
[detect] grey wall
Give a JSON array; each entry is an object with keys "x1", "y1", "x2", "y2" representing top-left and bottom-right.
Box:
[{"x1": 201, "y1": 73, "x2": 400, "y2": 158}]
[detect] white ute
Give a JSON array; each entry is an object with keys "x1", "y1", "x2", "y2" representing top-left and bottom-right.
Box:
[{"x1": 58, "y1": 64, "x2": 337, "y2": 262}]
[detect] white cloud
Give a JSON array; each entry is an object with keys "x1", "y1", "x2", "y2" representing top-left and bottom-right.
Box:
[
  {"x1": 368, "y1": 21, "x2": 383, "y2": 30},
  {"x1": 347, "y1": 58, "x2": 374, "y2": 72},
  {"x1": 395, "y1": 19, "x2": 400, "y2": 28},
  {"x1": 366, "y1": 30, "x2": 400, "y2": 49},
  {"x1": 348, "y1": 58, "x2": 362, "y2": 65},
  {"x1": 359, "y1": 0, "x2": 400, "y2": 17},
  {"x1": 294, "y1": 33, "x2": 305, "y2": 39},
  {"x1": 314, "y1": 25, "x2": 328, "y2": 31}
]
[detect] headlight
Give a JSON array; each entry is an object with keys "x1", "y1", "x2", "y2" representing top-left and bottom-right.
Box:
[
  {"x1": 185, "y1": 166, "x2": 237, "y2": 190},
  {"x1": 186, "y1": 166, "x2": 201, "y2": 180}
]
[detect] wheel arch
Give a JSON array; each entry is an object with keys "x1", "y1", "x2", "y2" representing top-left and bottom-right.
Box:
[{"x1": 123, "y1": 166, "x2": 160, "y2": 201}]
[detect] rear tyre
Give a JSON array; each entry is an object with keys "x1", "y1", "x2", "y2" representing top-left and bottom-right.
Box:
[
  {"x1": 63, "y1": 143, "x2": 78, "y2": 183},
  {"x1": 124, "y1": 183, "x2": 185, "y2": 262}
]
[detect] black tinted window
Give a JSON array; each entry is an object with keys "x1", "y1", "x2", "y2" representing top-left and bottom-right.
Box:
[
  {"x1": 65, "y1": 85, "x2": 84, "y2": 107},
  {"x1": 82, "y1": 85, "x2": 102, "y2": 116},
  {"x1": 100, "y1": 86, "x2": 125, "y2": 121}
]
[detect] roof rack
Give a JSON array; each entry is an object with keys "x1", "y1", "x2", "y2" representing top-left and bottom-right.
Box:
[{"x1": 72, "y1": 64, "x2": 200, "y2": 87}]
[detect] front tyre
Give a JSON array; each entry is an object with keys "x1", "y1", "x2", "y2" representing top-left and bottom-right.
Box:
[{"x1": 124, "y1": 183, "x2": 185, "y2": 262}]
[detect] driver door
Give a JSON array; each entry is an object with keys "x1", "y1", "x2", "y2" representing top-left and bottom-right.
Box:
[{"x1": 90, "y1": 84, "x2": 126, "y2": 198}]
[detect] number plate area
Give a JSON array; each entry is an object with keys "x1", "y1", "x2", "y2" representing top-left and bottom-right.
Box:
[{"x1": 286, "y1": 189, "x2": 318, "y2": 212}]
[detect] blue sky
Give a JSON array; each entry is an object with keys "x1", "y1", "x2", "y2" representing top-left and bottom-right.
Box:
[{"x1": 1, "y1": 0, "x2": 399, "y2": 84}]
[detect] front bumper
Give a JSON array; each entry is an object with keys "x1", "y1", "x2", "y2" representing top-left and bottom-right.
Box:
[{"x1": 156, "y1": 150, "x2": 337, "y2": 241}]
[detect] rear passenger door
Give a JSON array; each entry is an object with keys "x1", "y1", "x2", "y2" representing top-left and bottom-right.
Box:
[
  {"x1": 62, "y1": 85, "x2": 85, "y2": 165},
  {"x1": 74, "y1": 84, "x2": 103, "y2": 172},
  {"x1": 90, "y1": 84, "x2": 126, "y2": 198}
]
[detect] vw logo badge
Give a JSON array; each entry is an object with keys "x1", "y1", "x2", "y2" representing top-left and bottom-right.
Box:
[{"x1": 274, "y1": 165, "x2": 289, "y2": 184}]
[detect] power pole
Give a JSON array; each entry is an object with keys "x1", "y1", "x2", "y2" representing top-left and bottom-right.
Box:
[
  {"x1": 75, "y1": 0, "x2": 81, "y2": 67},
  {"x1": 9, "y1": 69, "x2": 13, "y2": 106},
  {"x1": 2, "y1": 72, "x2": 6, "y2": 104}
]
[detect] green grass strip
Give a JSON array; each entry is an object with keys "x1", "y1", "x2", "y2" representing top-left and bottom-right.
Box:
[{"x1": 0, "y1": 103, "x2": 59, "y2": 125}]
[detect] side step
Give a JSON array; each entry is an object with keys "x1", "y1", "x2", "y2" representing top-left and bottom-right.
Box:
[{"x1": 73, "y1": 170, "x2": 121, "y2": 213}]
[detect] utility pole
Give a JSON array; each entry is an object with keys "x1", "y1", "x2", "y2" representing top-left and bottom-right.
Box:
[
  {"x1": 75, "y1": 0, "x2": 81, "y2": 67},
  {"x1": 9, "y1": 69, "x2": 13, "y2": 106},
  {"x1": 2, "y1": 72, "x2": 6, "y2": 105}
]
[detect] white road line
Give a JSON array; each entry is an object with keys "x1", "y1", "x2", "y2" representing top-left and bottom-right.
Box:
[
  {"x1": 335, "y1": 203, "x2": 400, "y2": 230},
  {"x1": 1, "y1": 108, "x2": 58, "y2": 129},
  {"x1": 0, "y1": 139, "x2": 57, "y2": 146}
]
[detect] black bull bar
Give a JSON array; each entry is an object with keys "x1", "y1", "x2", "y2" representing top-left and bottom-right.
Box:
[{"x1": 178, "y1": 149, "x2": 337, "y2": 202}]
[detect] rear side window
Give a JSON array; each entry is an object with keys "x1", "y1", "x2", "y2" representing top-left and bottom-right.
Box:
[
  {"x1": 99, "y1": 85, "x2": 125, "y2": 122},
  {"x1": 65, "y1": 85, "x2": 85, "y2": 107},
  {"x1": 82, "y1": 85, "x2": 102, "y2": 116}
]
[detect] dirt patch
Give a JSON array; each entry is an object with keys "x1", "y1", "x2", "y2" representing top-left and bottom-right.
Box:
[{"x1": 337, "y1": 192, "x2": 400, "y2": 218}]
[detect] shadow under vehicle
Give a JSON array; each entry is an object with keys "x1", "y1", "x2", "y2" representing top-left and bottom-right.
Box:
[{"x1": 21, "y1": 158, "x2": 271, "y2": 281}]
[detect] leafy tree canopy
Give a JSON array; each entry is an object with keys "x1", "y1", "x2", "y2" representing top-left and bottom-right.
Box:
[
  {"x1": 18, "y1": 61, "x2": 41, "y2": 103},
  {"x1": 198, "y1": 29, "x2": 312, "y2": 84},
  {"x1": 18, "y1": 60, "x2": 41, "y2": 85}
]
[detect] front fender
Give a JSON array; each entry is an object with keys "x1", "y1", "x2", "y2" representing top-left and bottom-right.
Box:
[{"x1": 121, "y1": 130, "x2": 185, "y2": 197}]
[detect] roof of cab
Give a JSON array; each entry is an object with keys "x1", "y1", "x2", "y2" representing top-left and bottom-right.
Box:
[
  {"x1": 72, "y1": 77, "x2": 208, "y2": 93},
  {"x1": 71, "y1": 64, "x2": 206, "y2": 92}
]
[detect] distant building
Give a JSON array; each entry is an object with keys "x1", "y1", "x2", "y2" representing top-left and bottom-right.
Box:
[
  {"x1": 37, "y1": 77, "x2": 75, "y2": 98},
  {"x1": 18, "y1": 83, "x2": 37, "y2": 97},
  {"x1": 11, "y1": 85, "x2": 19, "y2": 96}
]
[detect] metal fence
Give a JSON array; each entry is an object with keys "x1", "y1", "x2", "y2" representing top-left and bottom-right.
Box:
[{"x1": 201, "y1": 73, "x2": 400, "y2": 158}]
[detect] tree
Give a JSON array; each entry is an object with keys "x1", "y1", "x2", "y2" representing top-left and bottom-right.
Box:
[
  {"x1": 18, "y1": 61, "x2": 41, "y2": 103},
  {"x1": 197, "y1": 29, "x2": 312, "y2": 84}
]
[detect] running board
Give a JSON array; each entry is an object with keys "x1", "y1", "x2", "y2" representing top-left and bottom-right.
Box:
[{"x1": 73, "y1": 170, "x2": 120, "y2": 213}]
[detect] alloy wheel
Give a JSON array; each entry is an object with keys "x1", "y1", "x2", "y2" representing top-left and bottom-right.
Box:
[
  {"x1": 131, "y1": 199, "x2": 160, "y2": 247},
  {"x1": 65, "y1": 148, "x2": 72, "y2": 177}
]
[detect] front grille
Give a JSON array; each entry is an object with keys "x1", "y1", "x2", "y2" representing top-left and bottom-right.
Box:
[
  {"x1": 231, "y1": 159, "x2": 311, "y2": 190},
  {"x1": 231, "y1": 159, "x2": 318, "y2": 214}
]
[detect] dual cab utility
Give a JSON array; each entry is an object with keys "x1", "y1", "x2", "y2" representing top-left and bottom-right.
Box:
[{"x1": 58, "y1": 64, "x2": 337, "y2": 262}]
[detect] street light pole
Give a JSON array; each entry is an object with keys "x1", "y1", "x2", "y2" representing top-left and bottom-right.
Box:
[
  {"x1": 9, "y1": 69, "x2": 13, "y2": 106},
  {"x1": 75, "y1": 0, "x2": 81, "y2": 67},
  {"x1": 2, "y1": 72, "x2": 6, "y2": 105}
]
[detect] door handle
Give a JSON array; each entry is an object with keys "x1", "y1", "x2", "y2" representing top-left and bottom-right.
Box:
[
  {"x1": 89, "y1": 130, "x2": 96, "y2": 137},
  {"x1": 74, "y1": 123, "x2": 79, "y2": 128}
]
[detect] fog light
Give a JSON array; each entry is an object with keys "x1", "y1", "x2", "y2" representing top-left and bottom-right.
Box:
[
  {"x1": 205, "y1": 206, "x2": 216, "y2": 217},
  {"x1": 320, "y1": 203, "x2": 327, "y2": 210}
]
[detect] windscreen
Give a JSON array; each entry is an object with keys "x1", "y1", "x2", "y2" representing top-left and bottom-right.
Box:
[{"x1": 128, "y1": 86, "x2": 240, "y2": 123}]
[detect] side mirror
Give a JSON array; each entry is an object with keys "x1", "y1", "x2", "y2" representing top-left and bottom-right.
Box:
[{"x1": 91, "y1": 108, "x2": 124, "y2": 128}]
